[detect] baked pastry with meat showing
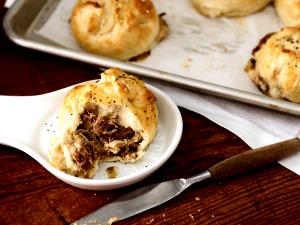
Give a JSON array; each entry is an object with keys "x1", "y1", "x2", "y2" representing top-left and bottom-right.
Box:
[
  {"x1": 275, "y1": 0, "x2": 300, "y2": 26},
  {"x1": 245, "y1": 26, "x2": 300, "y2": 103},
  {"x1": 190, "y1": 0, "x2": 272, "y2": 18},
  {"x1": 49, "y1": 68, "x2": 158, "y2": 178},
  {"x1": 71, "y1": 0, "x2": 168, "y2": 60}
]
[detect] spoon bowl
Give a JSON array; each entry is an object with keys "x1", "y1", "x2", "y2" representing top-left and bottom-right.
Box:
[{"x1": 0, "y1": 82, "x2": 183, "y2": 190}]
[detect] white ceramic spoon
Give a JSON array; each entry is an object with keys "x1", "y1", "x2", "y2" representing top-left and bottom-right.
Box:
[{"x1": 0, "y1": 83, "x2": 183, "y2": 190}]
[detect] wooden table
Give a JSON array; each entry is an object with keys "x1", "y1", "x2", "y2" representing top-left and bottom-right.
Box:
[{"x1": 1, "y1": 2, "x2": 300, "y2": 224}]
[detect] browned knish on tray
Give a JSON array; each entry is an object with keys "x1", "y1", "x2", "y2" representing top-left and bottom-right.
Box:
[
  {"x1": 245, "y1": 26, "x2": 300, "y2": 103},
  {"x1": 70, "y1": 0, "x2": 168, "y2": 60},
  {"x1": 190, "y1": 0, "x2": 272, "y2": 18}
]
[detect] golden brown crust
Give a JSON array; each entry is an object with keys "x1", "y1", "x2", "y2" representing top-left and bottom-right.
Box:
[
  {"x1": 71, "y1": 0, "x2": 166, "y2": 60},
  {"x1": 49, "y1": 68, "x2": 158, "y2": 177},
  {"x1": 245, "y1": 26, "x2": 300, "y2": 103},
  {"x1": 156, "y1": 14, "x2": 169, "y2": 44},
  {"x1": 191, "y1": 0, "x2": 272, "y2": 18},
  {"x1": 275, "y1": 0, "x2": 300, "y2": 26}
]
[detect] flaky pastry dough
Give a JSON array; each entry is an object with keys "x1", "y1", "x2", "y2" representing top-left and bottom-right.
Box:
[
  {"x1": 71, "y1": 0, "x2": 167, "y2": 60},
  {"x1": 245, "y1": 26, "x2": 300, "y2": 103},
  {"x1": 275, "y1": 0, "x2": 300, "y2": 27},
  {"x1": 49, "y1": 68, "x2": 158, "y2": 178},
  {"x1": 191, "y1": 0, "x2": 272, "y2": 18}
]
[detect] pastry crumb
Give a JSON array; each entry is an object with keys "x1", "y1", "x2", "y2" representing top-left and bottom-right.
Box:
[
  {"x1": 181, "y1": 61, "x2": 190, "y2": 68},
  {"x1": 108, "y1": 216, "x2": 118, "y2": 225},
  {"x1": 189, "y1": 213, "x2": 194, "y2": 221},
  {"x1": 146, "y1": 218, "x2": 155, "y2": 224},
  {"x1": 106, "y1": 166, "x2": 118, "y2": 179}
]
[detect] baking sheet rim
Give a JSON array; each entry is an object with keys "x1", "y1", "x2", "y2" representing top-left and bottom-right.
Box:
[{"x1": 3, "y1": 0, "x2": 300, "y2": 116}]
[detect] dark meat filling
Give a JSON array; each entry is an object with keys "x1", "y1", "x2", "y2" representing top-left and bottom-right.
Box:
[{"x1": 71, "y1": 105, "x2": 143, "y2": 171}]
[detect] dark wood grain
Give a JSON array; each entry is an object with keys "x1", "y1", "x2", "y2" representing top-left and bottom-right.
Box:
[
  {"x1": 209, "y1": 139, "x2": 300, "y2": 179},
  {"x1": 1, "y1": 2, "x2": 300, "y2": 224}
]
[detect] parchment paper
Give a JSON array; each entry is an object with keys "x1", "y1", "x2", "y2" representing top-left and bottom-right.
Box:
[{"x1": 36, "y1": 0, "x2": 282, "y2": 93}]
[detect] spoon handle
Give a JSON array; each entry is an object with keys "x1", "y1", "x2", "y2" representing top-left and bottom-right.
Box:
[
  {"x1": 0, "y1": 95, "x2": 50, "y2": 144},
  {"x1": 208, "y1": 138, "x2": 300, "y2": 179}
]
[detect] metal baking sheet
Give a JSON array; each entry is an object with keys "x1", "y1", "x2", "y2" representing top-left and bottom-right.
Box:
[{"x1": 3, "y1": 0, "x2": 300, "y2": 116}]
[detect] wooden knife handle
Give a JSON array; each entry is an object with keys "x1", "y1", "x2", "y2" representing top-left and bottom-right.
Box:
[{"x1": 208, "y1": 138, "x2": 300, "y2": 179}]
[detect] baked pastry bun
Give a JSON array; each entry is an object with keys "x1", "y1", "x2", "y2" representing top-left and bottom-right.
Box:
[
  {"x1": 71, "y1": 0, "x2": 167, "y2": 60},
  {"x1": 49, "y1": 68, "x2": 158, "y2": 178},
  {"x1": 191, "y1": 0, "x2": 272, "y2": 18},
  {"x1": 245, "y1": 26, "x2": 300, "y2": 103},
  {"x1": 275, "y1": 0, "x2": 300, "y2": 26}
]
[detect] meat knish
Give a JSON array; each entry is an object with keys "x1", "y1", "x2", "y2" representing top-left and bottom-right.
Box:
[{"x1": 48, "y1": 68, "x2": 158, "y2": 178}]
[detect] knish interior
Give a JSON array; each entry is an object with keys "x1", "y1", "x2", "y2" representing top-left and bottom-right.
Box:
[{"x1": 70, "y1": 103, "x2": 143, "y2": 172}]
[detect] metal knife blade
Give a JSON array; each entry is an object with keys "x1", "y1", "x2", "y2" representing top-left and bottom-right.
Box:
[
  {"x1": 71, "y1": 138, "x2": 300, "y2": 225},
  {"x1": 71, "y1": 171, "x2": 211, "y2": 225}
]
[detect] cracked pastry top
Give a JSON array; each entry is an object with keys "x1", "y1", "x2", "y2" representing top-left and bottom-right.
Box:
[
  {"x1": 70, "y1": 0, "x2": 168, "y2": 60},
  {"x1": 49, "y1": 68, "x2": 158, "y2": 178},
  {"x1": 190, "y1": 0, "x2": 272, "y2": 18},
  {"x1": 245, "y1": 26, "x2": 300, "y2": 103}
]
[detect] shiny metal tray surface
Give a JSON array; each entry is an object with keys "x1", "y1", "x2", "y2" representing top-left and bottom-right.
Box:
[{"x1": 3, "y1": 0, "x2": 300, "y2": 116}]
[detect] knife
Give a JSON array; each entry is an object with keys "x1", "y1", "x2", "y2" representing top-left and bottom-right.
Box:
[{"x1": 71, "y1": 138, "x2": 300, "y2": 225}]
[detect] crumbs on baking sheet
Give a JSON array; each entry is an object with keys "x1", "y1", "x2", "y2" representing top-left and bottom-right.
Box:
[
  {"x1": 106, "y1": 166, "x2": 118, "y2": 179},
  {"x1": 181, "y1": 57, "x2": 193, "y2": 68}
]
